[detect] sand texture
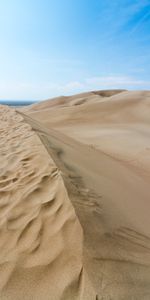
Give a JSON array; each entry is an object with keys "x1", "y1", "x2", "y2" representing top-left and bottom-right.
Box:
[
  {"x1": 21, "y1": 90, "x2": 150, "y2": 299},
  {"x1": 0, "y1": 105, "x2": 95, "y2": 300}
]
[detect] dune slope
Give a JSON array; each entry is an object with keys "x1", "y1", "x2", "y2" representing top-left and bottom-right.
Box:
[
  {"x1": 0, "y1": 105, "x2": 95, "y2": 300},
  {"x1": 22, "y1": 90, "x2": 150, "y2": 300}
]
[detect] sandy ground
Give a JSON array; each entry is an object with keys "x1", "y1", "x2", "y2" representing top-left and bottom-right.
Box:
[
  {"x1": 21, "y1": 89, "x2": 150, "y2": 299},
  {"x1": 0, "y1": 105, "x2": 94, "y2": 300}
]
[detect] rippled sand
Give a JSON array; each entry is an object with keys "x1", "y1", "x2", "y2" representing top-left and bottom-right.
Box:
[{"x1": 0, "y1": 105, "x2": 94, "y2": 300}]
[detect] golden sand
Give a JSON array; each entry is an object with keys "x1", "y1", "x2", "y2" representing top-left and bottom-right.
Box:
[
  {"x1": 0, "y1": 105, "x2": 94, "y2": 300},
  {"x1": 22, "y1": 90, "x2": 150, "y2": 299}
]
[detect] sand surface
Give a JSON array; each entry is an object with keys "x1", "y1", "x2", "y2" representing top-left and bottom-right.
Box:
[
  {"x1": 21, "y1": 90, "x2": 150, "y2": 299},
  {"x1": 0, "y1": 105, "x2": 95, "y2": 300}
]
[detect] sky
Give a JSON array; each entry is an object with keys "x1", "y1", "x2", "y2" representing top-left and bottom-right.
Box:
[{"x1": 0, "y1": 0, "x2": 150, "y2": 100}]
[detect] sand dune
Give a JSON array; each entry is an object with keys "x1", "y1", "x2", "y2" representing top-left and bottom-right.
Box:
[
  {"x1": 0, "y1": 105, "x2": 95, "y2": 300},
  {"x1": 21, "y1": 90, "x2": 150, "y2": 299}
]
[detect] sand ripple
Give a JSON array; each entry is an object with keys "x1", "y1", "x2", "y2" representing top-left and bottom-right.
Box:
[{"x1": 0, "y1": 105, "x2": 94, "y2": 300}]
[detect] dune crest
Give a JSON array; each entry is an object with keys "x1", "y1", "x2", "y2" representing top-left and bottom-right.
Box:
[
  {"x1": 0, "y1": 105, "x2": 94, "y2": 300},
  {"x1": 22, "y1": 90, "x2": 150, "y2": 299}
]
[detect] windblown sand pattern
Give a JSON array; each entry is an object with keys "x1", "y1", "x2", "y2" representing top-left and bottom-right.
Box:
[
  {"x1": 0, "y1": 105, "x2": 95, "y2": 300},
  {"x1": 23, "y1": 90, "x2": 150, "y2": 299}
]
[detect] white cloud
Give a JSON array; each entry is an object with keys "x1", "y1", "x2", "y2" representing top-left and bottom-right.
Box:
[
  {"x1": 0, "y1": 75, "x2": 150, "y2": 100},
  {"x1": 85, "y1": 75, "x2": 150, "y2": 87},
  {"x1": 44, "y1": 75, "x2": 150, "y2": 97},
  {"x1": 130, "y1": 10, "x2": 150, "y2": 34},
  {"x1": 60, "y1": 81, "x2": 84, "y2": 90}
]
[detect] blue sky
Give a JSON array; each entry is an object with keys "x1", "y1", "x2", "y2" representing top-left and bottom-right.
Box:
[{"x1": 0, "y1": 0, "x2": 150, "y2": 100}]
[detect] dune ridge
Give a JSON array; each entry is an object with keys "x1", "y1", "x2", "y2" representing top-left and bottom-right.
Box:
[
  {"x1": 22, "y1": 90, "x2": 150, "y2": 299},
  {"x1": 0, "y1": 105, "x2": 95, "y2": 300}
]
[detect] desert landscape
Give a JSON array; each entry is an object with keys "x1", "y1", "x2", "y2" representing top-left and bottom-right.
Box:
[{"x1": 0, "y1": 89, "x2": 150, "y2": 299}]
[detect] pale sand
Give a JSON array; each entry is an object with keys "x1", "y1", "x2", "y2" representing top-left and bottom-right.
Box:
[
  {"x1": 21, "y1": 90, "x2": 150, "y2": 299},
  {"x1": 0, "y1": 105, "x2": 95, "y2": 300}
]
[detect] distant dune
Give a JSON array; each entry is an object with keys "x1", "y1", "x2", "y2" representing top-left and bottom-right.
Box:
[
  {"x1": 20, "y1": 89, "x2": 150, "y2": 299},
  {"x1": 0, "y1": 105, "x2": 94, "y2": 300}
]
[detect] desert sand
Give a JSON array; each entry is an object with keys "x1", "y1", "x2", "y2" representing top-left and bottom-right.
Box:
[
  {"x1": 0, "y1": 105, "x2": 94, "y2": 300},
  {"x1": 21, "y1": 89, "x2": 150, "y2": 299},
  {"x1": 1, "y1": 89, "x2": 150, "y2": 299}
]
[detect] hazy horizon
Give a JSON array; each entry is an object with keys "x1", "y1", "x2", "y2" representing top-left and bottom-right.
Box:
[{"x1": 0, "y1": 88, "x2": 149, "y2": 102}]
